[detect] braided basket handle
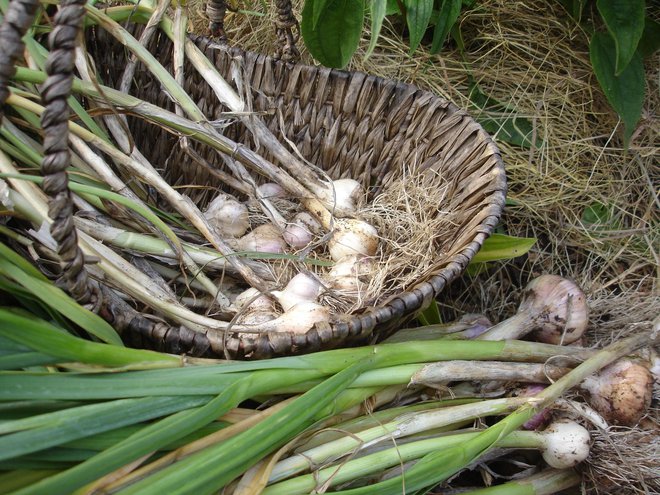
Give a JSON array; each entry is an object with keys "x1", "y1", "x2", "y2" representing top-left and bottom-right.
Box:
[
  {"x1": 206, "y1": 0, "x2": 300, "y2": 62},
  {"x1": 39, "y1": 0, "x2": 95, "y2": 304},
  {"x1": 0, "y1": 0, "x2": 93, "y2": 304}
]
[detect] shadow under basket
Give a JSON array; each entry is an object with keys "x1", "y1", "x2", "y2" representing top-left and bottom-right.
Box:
[{"x1": 88, "y1": 30, "x2": 507, "y2": 359}]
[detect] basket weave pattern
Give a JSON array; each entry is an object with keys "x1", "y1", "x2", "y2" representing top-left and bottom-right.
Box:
[{"x1": 89, "y1": 30, "x2": 506, "y2": 358}]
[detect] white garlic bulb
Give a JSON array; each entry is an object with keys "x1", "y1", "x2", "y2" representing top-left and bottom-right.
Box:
[
  {"x1": 237, "y1": 224, "x2": 286, "y2": 254},
  {"x1": 204, "y1": 192, "x2": 250, "y2": 238},
  {"x1": 272, "y1": 272, "x2": 322, "y2": 312},
  {"x1": 328, "y1": 219, "x2": 379, "y2": 261}
]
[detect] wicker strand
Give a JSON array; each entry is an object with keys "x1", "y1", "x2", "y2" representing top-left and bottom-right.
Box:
[
  {"x1": 206, "y1": 0, "x2": 227, "y2": 40},
  {"x1": 274, "y1": 0, "x2": 300, "y2": 62},
  {"x1": 0, "y1": 0, "x2": 39, "y2": 121},
  {"x1": 40, "y1": 0, "x2": 93, "y2": 304}
]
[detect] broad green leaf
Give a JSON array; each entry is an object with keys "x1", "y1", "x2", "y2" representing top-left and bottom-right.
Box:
[
  {"x1": 307, "y1": 0, "x2": 332, "y2": 29},
  {"x1": 468, "y1": 81, "x2": 541, "y2": 149},
  {"x1": 469, "y1": 233, "x2": 536, "y2": 264},
  {"x1": 366, "y1": 0, "x2": 387, "y2": 59},
  {"x1": 638, "y1": 17, "x2": 660, "y2": 58},
  {"x1": 596, "y1": 0, "x2": 645, "y2": 74},
  {"x1": 301, "y1": 0, "x2": 364, "y2": 68},
  {"x1": 431, "y1": 0, "x2": 462, "y2": 53},
  {"x1": 581, "y1": 202, "x2": 613, "y2": 225},
  {"x1": 404, "y1": 0, "x2": 433, "y2": 53},
  {"x1": 590, "y1": 32, "x2": 645, "y2": 146},
  {"x1": 386, "y1": 0, "x2": 400, "y2": 14}
]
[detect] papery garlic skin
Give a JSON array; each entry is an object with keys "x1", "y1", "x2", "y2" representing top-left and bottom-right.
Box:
[
  {"x1": 328, "y1": 220, "x2": 379, "y2": 261},
  {"x1": 522, "y1": 275, "x2": 589, "y2": 344},
  {"x1": 325, "y1": 255, "x2": 376, "y2": 298},
  {"x1": 283, "y1": 213, "x2": 321, "y2": 249},
  {"x1": 204, "y1": 193, "x2": 250, "y2": 238},
  {"x1": 234, "y1": 288, "x2": 278, "y2": 325},
  {"x1": 257, "y1": 182, "x2": 287, "y2": 199},
  {"x1": 540, "y1": 419, "x2": 591, "y2": 469},
  {"x1": 581, "y1": 359, "x2": 653, "y2": 426},
  {"x1": 272, "y1": 273, "x2": 322, "y2": 312},
  {"x1": 237, "y1": 224, "x2": 286, "y2": 254},
  {"x1": 249, "y1": 302, "x2": 329, "y2": 334},
  {"x1": 330, "y1": 178, "x2": 364, "y2": 212}
]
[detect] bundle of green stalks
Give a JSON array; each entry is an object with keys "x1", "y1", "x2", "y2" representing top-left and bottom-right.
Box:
[
  {"x1": 0, "y1": 0, "x2": 657, "y2": 494},
  {"x1": 0, "y1": 282, "x2": 655, "y2": 495}
]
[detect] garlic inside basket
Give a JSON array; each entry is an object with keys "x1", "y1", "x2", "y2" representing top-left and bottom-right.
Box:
[{"x1": 85, "y1": 29, "x2": 505, "y2": 355}]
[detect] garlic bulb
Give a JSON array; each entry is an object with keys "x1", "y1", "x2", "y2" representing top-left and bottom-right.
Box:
[
  {"x1": 237, "y1": 224, "x2": 286, "y2": 254},
  {"x1": 204, "y1": 192, "x2": 250, "y2": 238},
  {"x1": 234, "y1": 288, "x2": 278, "y2": 325},
  {"x1": 257, "y1": 182, "x2": 287, "y2": 199},
  {"x1": 512, "y1": 384, "x2": 551, "y2": 430},
  {"x1": 283, "y1": 213, "x2": 321, "y2": 249},
  {"x1": 478, "y1": 275, "x2": 588, "y2": 343},
  {"x1": 538, "y1": 419, "x2": 590, "y2": 469},
  {"x1": 524, "y1": 275, "x2": 589, "y2": 344},
  {"x1": 272, "y1": 272, "x2": 322, "y2": 312},
  {"x1": 328, "y1": 219, "x2": 379, "y2": 261},
  {"x1": 580, "y1": 359, "x2": 653, "y2": 426},
  {"x1": 326, "y1": 255, "x2": 376, "y2": 296},
  {"x1": 330, "y1": 178, "x2": 364, "y2": 212},
  {"x1": 255, "y1": 301, "x2": 330, "y2": 334}
]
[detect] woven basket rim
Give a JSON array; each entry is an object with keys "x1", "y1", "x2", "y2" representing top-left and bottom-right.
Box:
[{"x1": 92, "y1": 31, "x2": 507, "y2": 357}]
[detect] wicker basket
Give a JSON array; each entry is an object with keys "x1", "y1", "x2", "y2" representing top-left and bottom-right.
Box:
[{"x1": 80, "y1": 28, "x2": 507, "y2": 359}]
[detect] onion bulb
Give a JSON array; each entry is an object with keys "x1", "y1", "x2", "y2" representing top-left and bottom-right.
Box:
[
  {"x1": 580, "y1": 359, "x2": 653, "y2": 426},
  {"x1": 203, "y1": 192, "x2": 250, "y2": 238}
]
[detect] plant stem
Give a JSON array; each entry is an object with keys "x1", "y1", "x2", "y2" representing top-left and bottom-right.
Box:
[{"x1": 268, "y1": 397, "x2": 529, "y2": 483}]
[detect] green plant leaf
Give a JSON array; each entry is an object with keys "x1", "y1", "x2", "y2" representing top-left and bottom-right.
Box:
[
  {"x1": 430, "y1": 0, "x2": 462, "y2": 53},
  {"x1": 0, "y1": 257, "x2": 123, "y2": 347},
  {"x1": 469, "y1": 233, "x2": 536, "y2": 264},
  {"x1": 556, "y1": 0, "x2": 587, "y2": 22},
  {"x1": 386, "y1": 0, "x2": 401, "y2": 14},
  {"x1": 0, "y1": 309, "x2": 181, "y2": 368},
  {"x1": 417, "y1": 300, "x2": 442, "y2": 326},
  {"x1": 301, "y1": 0, "x2": 364, "y2": 68},
  {"x1": 366, "y1": 0, "x2": 387, "y2": 59},
  {"x1": 404, "y1": 0, "x2": 433, "y2": 53},
  {"x1": 638, "y1": 17, "x2": 660, "y2": 58},
  {"x1": 468, "y1": 81, "x2": 541, "y2": 149},
  {"x1": 596, "y1": 0, "x2": 645, "y2": 74},
  {"x1": 590, "y1": 31, "x2": 645, "y2": 146},
  {"x1": 308, "y1": 0, "x2": 332, "y2": 28}
]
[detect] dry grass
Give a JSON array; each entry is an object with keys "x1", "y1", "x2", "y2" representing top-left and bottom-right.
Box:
[{"x1": 186, "y1": 1, "x2": 658, "y2": 491}]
